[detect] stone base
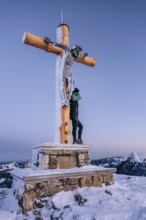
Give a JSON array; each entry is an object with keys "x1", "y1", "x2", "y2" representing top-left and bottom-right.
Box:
[
  {"x1": 11, "y1": 143, "x2": 117, "y2": 212},
  {"x1": 32, "y1": 143, "x2": 91, "y2": 170},
  {"x1": 11, "y1": 166, "x2": 116, "y2": 211}
]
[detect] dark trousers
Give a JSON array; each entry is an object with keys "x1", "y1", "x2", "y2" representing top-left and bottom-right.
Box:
[{"x1": 71, "y1": 117, "x2": 83, "y2": 141}]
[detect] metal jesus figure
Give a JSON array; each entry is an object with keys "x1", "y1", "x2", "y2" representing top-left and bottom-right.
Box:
[
  {"x1": 60, "y1": 45, "x2": 88, "y2": 106},
  {"x1": 44, "y1": 37, "x2": 88, "y2": 106}
]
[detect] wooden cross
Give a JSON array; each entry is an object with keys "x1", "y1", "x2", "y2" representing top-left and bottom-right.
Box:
[{"x1": 22, "y1": 23, "x2": 96, "y2": 144}]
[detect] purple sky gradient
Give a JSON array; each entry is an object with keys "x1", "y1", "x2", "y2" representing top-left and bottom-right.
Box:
[{"x1": 0, "y1": 0, "x2": 146, "y2": 161}]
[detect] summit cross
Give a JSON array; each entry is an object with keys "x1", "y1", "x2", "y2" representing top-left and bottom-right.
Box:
[{"x1": 22, "y1": 22, "x2": 96, "y2": 144}]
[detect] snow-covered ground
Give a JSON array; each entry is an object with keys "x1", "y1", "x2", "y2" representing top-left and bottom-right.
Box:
[{"x1": 0, "y1": 174, "x2": 146, "y2": 220}]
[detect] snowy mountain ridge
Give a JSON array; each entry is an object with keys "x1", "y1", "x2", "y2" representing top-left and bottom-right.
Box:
[
  {"x1": 0, "y1": 160, "x2": 31, "y2": 171},
  {"x1": 92, "y1": 152, "x2": 146, "y2": 176},
  {"x1": 0, "y1": 162, "x2": 19, "y2": 171}
]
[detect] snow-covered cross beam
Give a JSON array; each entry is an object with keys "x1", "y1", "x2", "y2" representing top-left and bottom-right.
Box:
[
  {"x1": 23, "y1": 31, "x2": 96, "y2": 67},
  {"x1": 22, "y1": 23, "x2": 96, "y2": 144}
]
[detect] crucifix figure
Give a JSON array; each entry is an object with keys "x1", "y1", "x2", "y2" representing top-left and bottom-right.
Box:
[
  {"x1": 44, "y1": 37, "x2": 89, "y2": 106},
  {"x1": 22, "y1": 22, "x2": 96, "y2": 144}
]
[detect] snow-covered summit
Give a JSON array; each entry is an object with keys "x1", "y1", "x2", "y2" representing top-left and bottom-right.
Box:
[{"x1": 128, "y1": 152, "x2": 146, "y2": 164}]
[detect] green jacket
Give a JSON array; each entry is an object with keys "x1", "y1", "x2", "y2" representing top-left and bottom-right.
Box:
[{"x1": 71, "y1": 93, "x2": 82, "y2": 101}]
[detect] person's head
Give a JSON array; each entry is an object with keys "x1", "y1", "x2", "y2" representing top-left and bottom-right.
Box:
[
  {"x1": 71, "y1": 45, "x2": 82, "y2": 58},
  {"x1": 73, "y1": 88, "x2": 80, "y2": 95}
]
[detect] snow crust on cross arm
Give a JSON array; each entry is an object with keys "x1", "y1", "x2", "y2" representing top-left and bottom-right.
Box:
[
  {"x1": 54, "y1": 25, "x2": 64, "y2": 143},
  {"x1": 22, "y1": 32, "x2": 27, "y2": 43}
]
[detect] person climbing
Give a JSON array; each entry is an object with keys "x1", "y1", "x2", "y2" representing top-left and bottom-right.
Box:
[{"x1": 70, "y1": 88, "x2": 83, "y2": 144}]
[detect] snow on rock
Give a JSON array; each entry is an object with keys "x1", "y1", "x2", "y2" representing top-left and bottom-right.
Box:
[
  {"x1": 0, "y1": 179, "x2": 5, "y2": 184},
  {"x1": 31, "y1": 146, "x2": 42, "y2": 170},
  {"x1": 10, "y1": 165, "x2": 109, "y2": 179},
  {"x1": 1, "y1": 174, "x2": 146, "y2": 219},
  {"x1": 52, "y1": 191, "x2": 74, "y2": 209},
  {"x1": 24, "y1": 159, "x2": 32, "y2": 168}
]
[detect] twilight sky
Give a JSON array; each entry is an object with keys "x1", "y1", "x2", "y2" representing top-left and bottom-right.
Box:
[{"x1": 0, "y1": 0, "x2": 146, "y2": 161}]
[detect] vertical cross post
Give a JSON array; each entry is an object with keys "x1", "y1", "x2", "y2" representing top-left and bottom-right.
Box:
[{"x1": 55, "y1": 24, "x2": 71, "y2": 144}]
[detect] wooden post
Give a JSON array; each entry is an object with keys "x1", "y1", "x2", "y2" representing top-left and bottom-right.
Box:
[
  {"x1": 61, "y1": 106, "x2": 71, "y2": 143},
  {"x1": 57, "y1": 24, "x2": 69, "y2": 46},
  {"x1": 60, "y1": 84, "x2": 71, "y2": 144}
]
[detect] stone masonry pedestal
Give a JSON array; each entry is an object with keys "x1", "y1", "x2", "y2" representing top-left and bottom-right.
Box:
[
  {"x1": 32, "y1": 143, "x2": 91, "y2": 170},
  {"x1": 11, "y1": 144, "x2": 116, "y2": 211}
]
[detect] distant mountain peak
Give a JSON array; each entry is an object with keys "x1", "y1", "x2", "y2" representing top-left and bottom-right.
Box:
[
  {"x1": 92, "y1": 152, "x2": 146, "y2": 176},
  {"x1": 128, "y1": 152, "x2": 146, "y2": 164}
]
